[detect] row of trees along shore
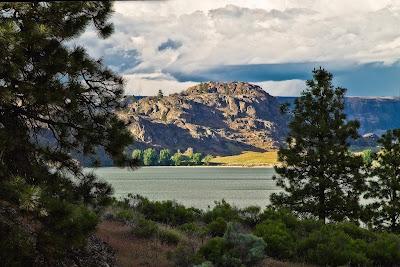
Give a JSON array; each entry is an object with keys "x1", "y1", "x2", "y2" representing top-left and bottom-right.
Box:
[
  {"x1": 272, "y1": 68, "x2": 400, "y2": 232},
  {"x1": 132, "y1": 147, "x2": 213, "y2": 166}
]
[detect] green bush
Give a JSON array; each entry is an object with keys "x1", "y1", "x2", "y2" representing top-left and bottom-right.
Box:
[
  {"x1": 259, "y1": 208, "x2": 298, "y2": 230},
  {"x1": 131, "y1": 195, "x2": 202, "y2": 225},
  {"x1": 239, "y1": 206, "x2": 261, "y2": 227},
  {"x1": 208, "y1": 217, "x2": 227, "y2": 237},
  {"x1": 367, "y1": 232, "x2": 400, "y2": 266},
  {"x1": 223, "y1": 223, "x2": 266, "y2": 266},
  {"x1": 0, "y1": 217, "x2": 35, "y2": 267},
  {"x1": 199, "y1": 223, "x2": 265, "y2": 267},
  {"x1": 178, "y1": 222, "x2": 208, "y2": 239},
  {"x1": 297, "y1": 225, "x2": 369, "y2": 266},
  {"x1": 198, "y1": 237, "x2": 227, "y2": 266},
  {"x1": 203, "y1": 200, "x2": 239, "y2": 223},
  {"x1": 115, "y1": 208, "x2": 135, "y2": 222},
  {"x1": 159, "y1": 227, "x2": 182, "y2": 245},
  {"x1": 131, "y1": 218, "x2": 158, "y2": 238},
  {"x1": 38, "y1": 200, "x2": 99, "y2": 255},
  {"x1": 168, "y1": 240, "x2": 201, "y2": 267},
  {"x1": 254, "y1": 219, "x2": 294, "y2": 259}
]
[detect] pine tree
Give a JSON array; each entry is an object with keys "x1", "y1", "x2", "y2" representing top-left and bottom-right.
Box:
[
  {"x1": 157, "y1": 89, "x2": 164, "y2": 99},
  {"x1": 270, "y1": 68, "x2": 366, "y2": 223},
  {"x1": 0, "y1": 2, "x2": 133, "y2": 261},
  {"x1": 365, "y1": 129, "x2": 400, "y2": 232}
]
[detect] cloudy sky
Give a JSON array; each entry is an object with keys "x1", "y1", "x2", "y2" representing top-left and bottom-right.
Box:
[{"x1": 76, "y1": 0, "x2": 400, "y2": 96}]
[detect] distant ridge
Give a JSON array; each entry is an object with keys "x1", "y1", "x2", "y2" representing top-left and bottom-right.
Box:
[{"x1": 276, "y1": 96, "x2": 400, "y2": 135}]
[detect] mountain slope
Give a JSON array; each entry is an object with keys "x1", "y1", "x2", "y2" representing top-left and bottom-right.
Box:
[
  {"x1": 120, "y1": 82, "x2": 287, "y2": 155},
  {"x1": 277, "y1": 96, "x2": 400, "y2": 135}
]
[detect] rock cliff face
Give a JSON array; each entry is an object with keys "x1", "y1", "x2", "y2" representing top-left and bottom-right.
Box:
[{"x1": 121, "y1": 82, "x2": 287, "y2": 155}]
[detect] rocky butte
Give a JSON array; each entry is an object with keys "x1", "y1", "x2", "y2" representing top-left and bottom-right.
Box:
[{"x1": 120, "y1": 82, "x2": 288, "y2": 155}]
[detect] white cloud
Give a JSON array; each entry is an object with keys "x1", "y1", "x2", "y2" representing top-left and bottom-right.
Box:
[
  {"x1": 123, "y1": 73, "x2": 197, "y2": 96},
  {"x1": 256, "y1": 80, "x2": 306, "y2": 96},
  {"x1": 75, "y1": 0, "x2": 400, "y2": 96}
]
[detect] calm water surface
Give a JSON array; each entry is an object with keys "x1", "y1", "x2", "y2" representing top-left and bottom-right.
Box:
[{"x1": 86, "y1": 167, "x2": 279, "y2": 209}]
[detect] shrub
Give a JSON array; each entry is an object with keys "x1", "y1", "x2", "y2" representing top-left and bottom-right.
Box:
[
  {"x1": 168, "y1": 240, "x2": 200, "y2": 267},
  {"x1": 178, "y1": 222, "x2": 208, "y2": 239},
  {"x1": 199, "y1": 223, "x2": 265, "y2": 267},
  {"x1": 203, "y1": 200, "x2": 239, "y2": 223},
  {"x1": 131, "y1": 195, "x2": 201, "y2": 225},
  {"x1": 131, "y1": 218, "x2": 158, "y2": 238},
  {"x1": 223, "y1": 223, "x2": 266, "y2": 266},
  {"x1": 208, "y1": 217, "x2": 227, "y2": 237},
  {"x1": 38, "y1": 200, "x2": 99, "y2": 254},
  {"x1": 367, "y1": 232, "x2": 400, "y2": 266},
  {"x1": 240, "y1": 206, "x2": 261, "y2": 227},
  {"x1": 0, "y1": 216, "x2": 35, "y2": 267},
  {"x1": 159, "y1": 227, "x2": 182, "y2": 245},
  {"x1": 254, "y1": 219, "x2": 295, "y2": 259},
  {"x1": 259, "y1": 208, "x2": 298, "y2": 230},
  {"x1": 115, "y1": 208, "x2": 135, "y2": 222},
  {"x1": 297, "y1": 225, "x2": 369, "y2": 266},
  {"x1": 198, "y1": 237, "x2": 227, "y2": 266}
]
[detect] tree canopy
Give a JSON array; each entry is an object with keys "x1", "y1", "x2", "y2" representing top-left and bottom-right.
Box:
[
  {"x1": 271, "y1": 68, "x2": 366, "y2": 223},
  {"x1": 0, "y1": 1, "x2": 133, "y2": 262},
  {"x1": 365, "y1": 129, "x2": 400, "y2": 232}
]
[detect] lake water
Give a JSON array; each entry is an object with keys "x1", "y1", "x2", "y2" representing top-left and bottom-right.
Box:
[{"x1": 86, "y1": 166, "x2": 279, "y2": 209}]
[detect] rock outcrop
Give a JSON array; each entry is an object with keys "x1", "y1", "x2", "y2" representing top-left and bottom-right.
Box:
[{"x1": 121, "y1": 82, "x2": 288, "y2": 155}]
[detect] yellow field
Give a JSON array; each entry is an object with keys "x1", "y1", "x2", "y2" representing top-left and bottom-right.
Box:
[{"x1": 210, "y1": 151, "x2": 278, "y2": 167}]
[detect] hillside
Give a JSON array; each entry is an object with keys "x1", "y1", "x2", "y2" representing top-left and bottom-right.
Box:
[
  {"x1": 120, "y1": 82, "x2": 288, "y2": 155},
  {"x1": 277, "y1": 96, "x2": 400, "y2": 135}
]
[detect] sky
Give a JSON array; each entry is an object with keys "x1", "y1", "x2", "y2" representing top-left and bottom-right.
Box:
[{"x1": 75, "y1": 0, "x2": 400, "y2": 96}]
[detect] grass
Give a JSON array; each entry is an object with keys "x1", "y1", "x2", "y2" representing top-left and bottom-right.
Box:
[
  {"x1": 96, "y1": 220, "x2": 175, "y2": 267},
  {"x1": 210, "y1": 151, "x2": 278, "y2": 166},
  {"x1": 96, "y1": 220, "x2": 315, "y2": 267}
]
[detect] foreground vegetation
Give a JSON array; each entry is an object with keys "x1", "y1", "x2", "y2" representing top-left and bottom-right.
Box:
[
  {"x1": 105, "y1": 195, "x2": 400, "y2": 267},
  {"x1": 2, "y1": 1, "x2": 400, "y2": 266},
  {"x1": 0, "y1": 2, "x2": 132, "y2": 266}
]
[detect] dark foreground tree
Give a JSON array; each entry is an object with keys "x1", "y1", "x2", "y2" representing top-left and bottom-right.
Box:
[
  {"x1": 365, "y1": 129, "x2": 400, "y2": 232},
  {"x1": 0, "y1": 1, "x2": 133, "y2": 264},
  {"x1": 271, "y1": 68, "x2": 366, "y2": 223}
]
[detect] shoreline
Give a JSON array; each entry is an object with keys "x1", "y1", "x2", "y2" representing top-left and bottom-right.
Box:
[{"x1": 85, "y1": 165, "x2": 275, "y2": 169}]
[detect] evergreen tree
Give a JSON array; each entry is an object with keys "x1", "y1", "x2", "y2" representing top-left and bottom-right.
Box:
[
  {"x1": 365, "y1": 129, "x2": 400, "y2": 232},
  {"x1": 157, "y1": 89, "x2": 164, "y2": 99},
  {"x1": 270, "y1": 68, "x2": 366, "y2": 223},
  {"x1": 143, "y1": 148, "x2": 158, "y2": 166},
  {"x1": 0, "y1": 2, "x2": 133, "y2": 262},
  {"x1": 159, "y1": 148, "x2": 172, "y2": 166}
]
